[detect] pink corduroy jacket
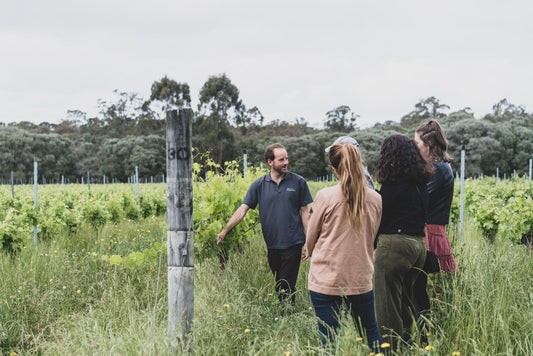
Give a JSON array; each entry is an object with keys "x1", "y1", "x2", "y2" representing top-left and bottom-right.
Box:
[{"x1": 306, "y1": 184, "x2": 382, "y2": 296}]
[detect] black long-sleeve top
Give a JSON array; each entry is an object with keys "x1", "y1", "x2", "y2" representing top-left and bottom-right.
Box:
[
  {"x1": 427, "y1": 161, "x2": 454, "y2": 225},
  {"x1": 377, "y1": 180, "x2": 428, "y2": 237}
]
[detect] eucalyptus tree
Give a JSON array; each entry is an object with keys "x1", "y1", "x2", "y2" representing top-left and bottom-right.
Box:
[
  {"x1": 197, "y1": 74, "x2": 245, "y2": 164},
  {"x1": 401, "y1": 96, "x2": 450, "y2": 128},
  {"x1": 483, "y1": 98, "x2": 529, "y2": 122},
  {"x1": 149, "y1": 76, "x2": 191, "y2": 114},
  {"x1": 97, "y1": 89, "x2": 147, "y2": 137},
  {"x1": 325, "y1": 105, "x2": 359, "y2": 132}
]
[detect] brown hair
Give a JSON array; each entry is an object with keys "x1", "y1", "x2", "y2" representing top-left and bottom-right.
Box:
[
  {"x1": 328, "y1": 143, "x2": 366, "y2": 227},
  {"x1": 416, "y1": 120, "x2": 453, "y2": 162},
  {"x1": 375, "y1": 134, "x2": 434, "y2": 185},
  {"x1": 264, "y1": 143, "x2": 285, "y2": 163}
]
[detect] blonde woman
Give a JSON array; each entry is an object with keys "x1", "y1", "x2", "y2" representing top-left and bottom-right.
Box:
[{"x1": 303, "y1": 142, "x2": 383, "y2": 350}]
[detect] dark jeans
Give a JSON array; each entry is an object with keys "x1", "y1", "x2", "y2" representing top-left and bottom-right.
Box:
[
  {"x1": 374, "y1": 234, "x2": 426, "y2": 346},
  {"x1": 267, "y1": 244, "x2": 302, "y2": 304},
  {"x1": 309, "y1": 290, "x2": 383, "y2": 351}
]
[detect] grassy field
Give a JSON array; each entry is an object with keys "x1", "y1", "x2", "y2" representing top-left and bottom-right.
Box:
[{"x1": 1, "y1": 213, "x2": 532, "y2": 355}]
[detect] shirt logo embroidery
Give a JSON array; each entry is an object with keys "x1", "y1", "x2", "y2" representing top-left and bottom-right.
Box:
[{"x1": 286, "y1": 187, "x2": 296, "y2": 192}]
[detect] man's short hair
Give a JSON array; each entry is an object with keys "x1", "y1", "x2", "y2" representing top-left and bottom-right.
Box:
[{"x1": 264, "y1": 143, "x2": 285, "y2": 163}]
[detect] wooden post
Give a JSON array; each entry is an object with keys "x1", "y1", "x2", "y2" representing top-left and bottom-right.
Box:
[{"x1": 166, "y1": 108, "x2": 194, "y2": 349}]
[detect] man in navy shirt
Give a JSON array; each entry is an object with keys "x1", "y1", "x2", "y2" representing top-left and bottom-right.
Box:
[{"x1": 217, "y1": 143, "x2": 313, "y2": 304}]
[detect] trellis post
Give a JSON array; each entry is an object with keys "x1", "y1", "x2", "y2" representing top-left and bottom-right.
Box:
[
  {"x1": 11, "y1": 171, "x2": 14, "y2": 198},
  {"x1": 459, "y1": 145, "x2": 465, "y2": 243},
  {"x1": 529, "y1": 156, "x2": 533, "y2": 194},
  {"x1": 33, "y1": 157, "x2": 38, "y2": 244},
  {"x1": 166, "y1": 108, "x2": 194, "y2": 350},
  {"x1": 135, "y1": 166, "x2": 140, "y2": 203},
  {"x1": 243, "y1": 149, "x2": 247, "y2": 176}
]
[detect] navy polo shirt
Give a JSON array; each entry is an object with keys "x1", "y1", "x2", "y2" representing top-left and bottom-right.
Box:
[{"x1": 243, "y1": 171, "x2": 313, "y2": 249}]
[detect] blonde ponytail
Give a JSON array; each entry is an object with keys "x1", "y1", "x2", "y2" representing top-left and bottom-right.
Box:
[{"x1": 328, "y1": 144, "x2": 366, "y2": 227}]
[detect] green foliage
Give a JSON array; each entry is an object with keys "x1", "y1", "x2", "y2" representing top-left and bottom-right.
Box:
[
  {"x1": 193, "y1": 160, "x2": 262, "y2": 263},
  {"x1": 453, "y1": 177, "x2": 533, "y2": 244},
  {"x1": 149, "y1": 76, "x2": 191, "y2": 111},
  {"x1": 0, "y1": 184, "x2": 167, "y2": 253},
  {"x1": 0, "y1": 127, "x2": 77, "y2": 181},
  {"x1": 324, "y1": 105, "x2": 359, "y2": 132},
  {"x1": 101, "y1": 246, "x2": 161, "y2": 269},
  {"x1": 0, "y1": 208, "x2": 27, "y2": 253},
  {"x1": 81, "y1": 200, "x2": 111, "y2": 230},
  {"x1": 483, "y1": 98, "x2": 529, "y2": 122},
  {"x1": 1, "y1": 212, "x2": 532, "y2": 355},
  {"x1": 400, "y1": 96, "x2": 450, "y2": 128},
  {"x1": 98, "y1": 135, "x2": 166, "y2": 181}
]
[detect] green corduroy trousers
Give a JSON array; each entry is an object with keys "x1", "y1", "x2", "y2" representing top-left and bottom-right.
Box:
[{"x1": 374, "y1": 233, "x2": 427, "y2": 345}]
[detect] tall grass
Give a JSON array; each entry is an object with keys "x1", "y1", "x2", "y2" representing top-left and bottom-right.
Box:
[{"x1": 1, "y1": 216, "x2": 531, "y2": 355}]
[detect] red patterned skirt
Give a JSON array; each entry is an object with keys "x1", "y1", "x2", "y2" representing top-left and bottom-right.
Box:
[{"x1": 424, "y1": 224, "x2": 457, "y2": 273}]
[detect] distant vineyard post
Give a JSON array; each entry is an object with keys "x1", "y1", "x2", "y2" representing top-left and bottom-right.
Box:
[
  {"x1": 243, "y1": 149, "x2": 247, "y2": 175},
  {"x1": 529, "y1": 156, "x2": 533, "y2": 190},
  {"x1": 459, "y1": 145, "x2": 465, "y2": 243},
  {"x1": 11, "y1": 171, "x2": 14, "y2": 198},
  {"x1": 166, "y1": 108, "x2": 194, "y2": 350},
  {"x1": 135, "y1": 166, "x2": 140, "y2": 202},
  {"x1": 33, "y1": 157, "x2": 38, "y2": 244}
]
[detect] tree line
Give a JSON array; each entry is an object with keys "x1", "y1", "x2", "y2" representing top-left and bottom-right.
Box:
[{"x1": 1, "y1": 74, "x2": 532, "y2": 182}]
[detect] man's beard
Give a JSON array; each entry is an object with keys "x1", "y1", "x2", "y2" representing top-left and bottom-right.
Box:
[{"x1": 272, "y1": 164, "x2": 287, "y2": 175}]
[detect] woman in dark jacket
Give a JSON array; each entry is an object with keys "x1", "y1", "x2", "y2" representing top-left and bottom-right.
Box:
[
  {"x1": 373, "y1": 134, "x2": 433, "y2": 348},
  {"x1": 414, "y1": 119, "x2": 457, "y2": 272}
]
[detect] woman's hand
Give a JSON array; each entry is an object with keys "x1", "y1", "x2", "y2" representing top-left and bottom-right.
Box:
[{"x1": 301, "y1": 245, "x2": 310, "y2": 261}]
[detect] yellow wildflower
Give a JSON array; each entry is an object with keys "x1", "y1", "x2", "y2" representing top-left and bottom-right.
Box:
[
  {"x1": 381, "y1": 342, "x2": 390, "y2": 348},
  {"x1": 76, "y1": 289, "x2": 81, "y2": 294},
  {"x1": 356, "y1": 337, "x2": 363, "y2": 342},
  {"x1": 244, "y1": 328, "x2": 250, "y2": 333},
  {"x1": 223, "y1": 304, "x2": 230, "y2": 308},
  {"x1": 425, "y1": 345, "x2": 435, "y2": 351},
  {"x1": 452, "y1": 352, "x2": 461, "y2": 356},
  {"x1": 285, "y1": 352, "x2": 291, "y2": 356}
]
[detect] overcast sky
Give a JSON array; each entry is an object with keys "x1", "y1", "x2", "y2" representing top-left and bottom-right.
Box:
[{"x1": 2, "y1": 0, "x2": 532, "y2": 129}]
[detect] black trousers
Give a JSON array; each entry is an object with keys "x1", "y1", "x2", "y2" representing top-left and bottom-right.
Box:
[{"x1": 267, "y1": 244, "x2": 303, "y2": 304}]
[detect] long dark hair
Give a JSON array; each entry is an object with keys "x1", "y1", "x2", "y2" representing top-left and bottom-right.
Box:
[
  {"x1": 328, "y1": 143, "x2": 366, "y2": 227},
  {"x1": 375, "y1": 134, "x2": 434, "y2": 184},
  {"x1": 416, "y1": 120, "x2": 452, "y2": 162}
]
